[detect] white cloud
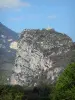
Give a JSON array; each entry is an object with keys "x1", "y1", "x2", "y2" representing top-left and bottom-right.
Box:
[
  {"x1": 0, "y1": 0, "x2": 30, "y2": 9},
  {"x1": 48, "y1": 15, "x2": 56, "y2": 19}
]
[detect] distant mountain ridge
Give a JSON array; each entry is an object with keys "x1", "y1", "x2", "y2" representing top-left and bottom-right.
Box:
[
  {"x1": 0, "y1": 22, "x2": 18, "y2": 40},
  {"x1": 0, "y1": 22, "x2": 18, "y2": 84}
]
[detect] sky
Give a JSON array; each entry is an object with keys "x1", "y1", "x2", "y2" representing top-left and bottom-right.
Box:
[{"x1": 0, "y1": 0, "x2": 75, "y2": 41}]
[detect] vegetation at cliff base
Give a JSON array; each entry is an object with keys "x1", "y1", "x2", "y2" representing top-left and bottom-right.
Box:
[
  {"x1": 0, "y1": 85, "x2": 24, "y2": 100},
  {"x1": 0, "y1": 84, "x2": 51, "y2": 100},
  {"x1": 0, "y1": 63, "x2": 75, "y2": 100}
]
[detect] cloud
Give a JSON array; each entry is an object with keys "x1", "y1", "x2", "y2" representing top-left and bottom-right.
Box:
[
  {"x1": 48, "y1": 15, "x2": 56, "y2": 19},
  {"x1": 9, "y1": 16, "x2": 25, "y2": 21},
  {"x1": 0, "y1": 0, "x2": 30, "y2": 9}
]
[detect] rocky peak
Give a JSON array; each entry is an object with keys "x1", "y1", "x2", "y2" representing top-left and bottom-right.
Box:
[{"x1": 11, "y1": 29, "x2": 75, "y2": 86}]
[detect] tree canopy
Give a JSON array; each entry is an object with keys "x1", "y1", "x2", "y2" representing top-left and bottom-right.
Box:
[{"x1": 52, "y1": 63, "x2": 75, "y2": 100}]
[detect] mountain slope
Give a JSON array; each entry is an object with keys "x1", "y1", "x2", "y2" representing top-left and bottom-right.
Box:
[
  {"x1": 0, "y1": 22, "x2": 18, "y2": 39},
  {"x1": 0, "y1": 22, "x2": 18, "y2": 84}
]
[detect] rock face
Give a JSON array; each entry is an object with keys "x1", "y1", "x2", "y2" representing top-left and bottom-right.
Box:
[
  {"x1": 0, "y1": 22, "x2": 18, "y2": 84},
  {"x1": 12, "y1": 29, "x2": 75, "y2": 86}
]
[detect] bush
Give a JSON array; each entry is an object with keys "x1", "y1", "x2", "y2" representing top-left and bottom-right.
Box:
[
  {"x1": 51, "y1": 63, "x2": 75, "y2": 100},
  {"x1": 0, "y1": 85, "x2": 24, "y2": 100},
  {"x1": 0, "y1": 84, "x2": 51, "y2": 100}
]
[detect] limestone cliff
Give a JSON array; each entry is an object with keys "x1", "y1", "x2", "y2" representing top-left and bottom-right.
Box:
[{"x1": 11, "y1": 29, "x2": 75, "y2": 86}]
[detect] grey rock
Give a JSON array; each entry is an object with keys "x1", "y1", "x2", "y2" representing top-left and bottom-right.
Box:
[{"x1": 12, "y1": 29, "x2": 75, "y2": 86}]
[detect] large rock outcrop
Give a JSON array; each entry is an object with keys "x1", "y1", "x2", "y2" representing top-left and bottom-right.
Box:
[{"x1": 11, "y1": 29, "x2": 75, "y2": 86}]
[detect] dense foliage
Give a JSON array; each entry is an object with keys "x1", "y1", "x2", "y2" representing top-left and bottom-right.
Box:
[
  {"x1": 51, "y1": 63, "x2": 75, "y2": 100},
  {"x1": 0, "y1": 84, "x2": 51, "y2": 100},
  {"x1": 0, "y1": 85, "x2": 24, "y2": 100}
]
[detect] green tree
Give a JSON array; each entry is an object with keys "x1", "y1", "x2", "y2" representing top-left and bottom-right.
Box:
[{"x1": 51, "y1": 63, "x2": 75, "y2": 100}]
